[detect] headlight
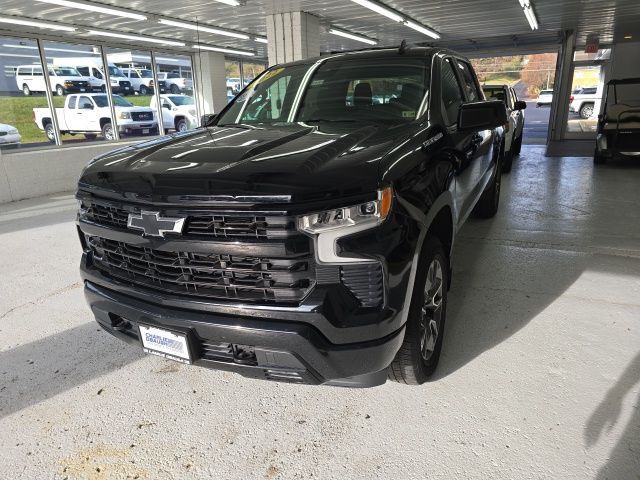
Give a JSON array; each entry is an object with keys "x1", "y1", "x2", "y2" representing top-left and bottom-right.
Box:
[{"x1": 118, "y1": 111, "x2": 131, "y2": 120}]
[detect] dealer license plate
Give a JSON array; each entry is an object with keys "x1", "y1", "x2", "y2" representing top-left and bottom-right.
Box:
[
  {"x1": 139, "y1": 325, "x2": 191, "y2": 364},
  {"x1": 142, "y1": 129, "x2": 149, "y2": 134},
  {"x1": 80, "y1": 88, "x2": 86, "y2": 92}
]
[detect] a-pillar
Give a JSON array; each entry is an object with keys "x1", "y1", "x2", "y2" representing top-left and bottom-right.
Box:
[
  {"x1": 193, "y1": 51, "x2": 228, "y2": 115},
  {"x1": 265, "y1": 0, "x2": 320, "y2": 66}
]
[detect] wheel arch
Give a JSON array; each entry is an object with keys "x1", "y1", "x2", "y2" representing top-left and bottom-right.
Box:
[{"x1": 99, "y1": 117, "x2": 112, "y2": 128}]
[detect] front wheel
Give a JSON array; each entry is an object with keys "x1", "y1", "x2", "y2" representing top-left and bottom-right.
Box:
[
  {"x1": 175, "y1": 118, "x2": 188, "y2": 132},
  {"x1": 512, "y1": 131, "x2": 523, "y2": 156},
  {"x1": 55, "y1": 85, "x2": 65, "y2": 96},
  {"x1": 139, "y1": 85, "x2": 148, "y2": 95},
  {"x1": 102, "y1": 122, "x2": 115, "y2": 141},
  {"x1": 388, "y1": 236, "x2": 448, "y2": 384},
  {"x1": 170, "y1": 84, "x2": 180, "y2": 94}
]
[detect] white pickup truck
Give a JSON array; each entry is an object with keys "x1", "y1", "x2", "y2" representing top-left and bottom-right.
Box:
[
  {"x1": 569, "y1": 87, "x2": 600, "y2": 119},
  {"x1": 33, "y1": 93, "x2": 158, "y2": 142},
  {"x1": 150, "y1": 94, "x2": 197, "y2": 133}
]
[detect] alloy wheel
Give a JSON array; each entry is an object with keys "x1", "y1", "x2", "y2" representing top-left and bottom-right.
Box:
[{"x1": 419, "y1": 258, "x2": 444, "y2": 361}]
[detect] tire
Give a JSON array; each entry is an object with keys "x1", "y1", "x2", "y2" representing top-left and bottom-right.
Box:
[
  {"x1": 100, "y1": 85, "x2": 107, "y2": 93},
  {"x1": 55, "y1": 85, "x2": 65, "y2": 96},
  {"x1": 502, "y1": 147, "x2": 513, "y2": 173},
  {"x1": 388, "y1": 236, "x2": 449, "y2": 384},
  {"x1": 170, "y1": 84, "x2": 180, "y2": 94},
  {"x1": 512, "y1": 132, "x2": 523, "y2": 156},
  {"x1": 44, "y1": 123, "x2": 56, "y2": 143},
  {"x1": 580, "y1": 103, "x2": 595, "y2": 119},
  {"x1": 102, "y1": 122, "x2": 115, "y2": 141},
  {"x1": 175, "y1": 118, "x2": 188, "y2": 132},
  {"x1": 594, "y1": 147, "x2": 607, "y2": 165},
  {"x1": 139, "y1": 85, "x2": 148, "y2": 95},
  {"x1": 84, "y1": 133, "x2": 97, "y2": 140},
  {"x1": 22, "y1": 84, "x2": 31, "y2": 96},
  {"x1": 474, "y1": 142, "x2": 503, "y2": 218}
]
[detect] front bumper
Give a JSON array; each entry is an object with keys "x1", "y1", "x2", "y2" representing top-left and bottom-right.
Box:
[
  {"x1": 85, "y1": 280, "x2": 404, "y2": 387},
  {"x1": 118, "y1": 124, "x2": 158, "y2": 136}
]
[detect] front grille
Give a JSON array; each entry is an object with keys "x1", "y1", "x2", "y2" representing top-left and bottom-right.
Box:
[
  {"x1": 88, "y1": 237, "x2": 314, "y2": 304},
  {"x1": 81, "y1": 200, "x2": 296, "y2": 240},
  {"x1": 340, "y1": 263, "x2": 384, "y2": 308},
  {"x1": 131, "y1": 112, "x2": 154, "y2": 122},
  {"x1": 119, "y1": 80, "x2": 132, "y2": 88}
]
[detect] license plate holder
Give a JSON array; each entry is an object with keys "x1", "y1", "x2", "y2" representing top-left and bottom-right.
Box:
[
  {"x1": 139, "y1": 324, "x2": 192, "y2": 364},
  {"x1": 142, "y1": 128, "x2": 149, "y2": 134}
]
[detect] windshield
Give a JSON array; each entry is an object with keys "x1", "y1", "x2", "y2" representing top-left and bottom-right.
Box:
[
  {"x1": 50, "y1": 67, "x2": 80, "y2": 77},
  {"x1": 108, "y1": 66, "x2": 125, "y2": 77},
  {"x1": 217, "y1": 56, "x2": 431, "y2": 126},
  {"x1": 139, "y1": 70, "x2": 153, "y2": 78},
  {"x1": 168, "y1": 95, "x2": 194, "y2": 106},
  {"x1": 92, "y1": 94, "x2": 132, "y2": 108}
]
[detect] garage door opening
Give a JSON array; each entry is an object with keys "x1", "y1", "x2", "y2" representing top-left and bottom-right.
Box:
[{"x1": 472, "y1": 52, "x2": 558, "y2": 145}]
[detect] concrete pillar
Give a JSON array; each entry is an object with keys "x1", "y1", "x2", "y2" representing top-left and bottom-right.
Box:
[
  {"x1": 548, "y1": 30, "x2": 576, "y2": 143},
  {"x1": 192, "y1": 51, "x2": 228, "y2": 115},
  {"x1": 265, "y1": 2, "x2": 320, "y2": 66}
]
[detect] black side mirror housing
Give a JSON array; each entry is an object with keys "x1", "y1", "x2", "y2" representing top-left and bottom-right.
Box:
[
  {"x1": 200, "y1": 113, "x2": 217, "y2": 127},
  {"x1": 514, "y1": 100, "x2": 527, "y2": 110},
  {"x1": 458, "y1": 100, "x2": 508, "y2": 131}
]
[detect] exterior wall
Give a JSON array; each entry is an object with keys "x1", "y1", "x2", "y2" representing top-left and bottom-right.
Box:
[{"x1": 0, "y1": 141, "x2": 137, "y2": 203}]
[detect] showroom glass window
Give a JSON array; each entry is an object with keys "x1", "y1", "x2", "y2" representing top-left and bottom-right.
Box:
[
  {"x1": 241, "y1": 62, "x2": 266, "y2": 88},
  {"x1": 0, "y1": 37, "x2": 55, "y2": 149},
  {"x1": 441, "y1": 58, "x2": 465, "y2": 126},
  {"x1": 155, "y1": 53, "x2": 197, "y2": 132},
  {"x1": 104, "y1": 47, "x2": 159, "y2": 139},
  {"x1": 226, "y1": 60, "x2": 241, "y2": 102},
  {"x1": 42, "y1": 40, "x2": 112, "y2": 145}
]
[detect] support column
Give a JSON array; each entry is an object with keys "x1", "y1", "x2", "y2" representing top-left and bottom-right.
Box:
[
  {"x1": 265, "y1": 1, "x2": 320, "y2": 66},
  {"x1": 192, "y1": 51, "x2": 228, "y2": 115},
  {"x1": 548, "y1": 30, "x2": 576, "y2": 143}
]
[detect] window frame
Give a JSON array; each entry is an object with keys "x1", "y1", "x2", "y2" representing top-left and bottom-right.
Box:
[{"x1": 440, "y1": 56, "x2": 467, "y2": 127}]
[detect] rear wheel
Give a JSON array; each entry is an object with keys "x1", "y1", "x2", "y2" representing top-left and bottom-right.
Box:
[
  {"x1": 22, "y1": 84, "x2": 31, "y2": 96},
  {"x1": 502, "y1": 147, "x2": 514, "y2": 173},
  {"x1": 102, "y1": 122, "x2": 115, "y2": 141},
  {"x1": 474, "y1": 141, "x2": 503, "y2": 218},
  {"x1": 580, "y1": 103, "x2": 595, "y2": 119},
  {"x1": 388, "y1": 236, "x2": 448, "y2": 384},
  {"x1": 44, "y1": 123, "x2": 56, "y2": 143}
]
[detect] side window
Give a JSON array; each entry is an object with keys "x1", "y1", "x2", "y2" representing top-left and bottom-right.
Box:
[
  {"x1": 93, "y1": 68, "x2": 103, "y2": 80},
  {"x1": 68, "y1": 96, "x2": 77, "y2": 109},
  {"x1": 441, "y1": 58, "x2": 465, "y2": 126},
  {"x1": 78, "y1": 96, "x2": 93, "y2": 109},
  {"x1": 77, "y1": 67, "x2": 89, "y2": 76},
  {"x1": 33, "y1": 66, "x2": 43, "y2": 76},
  {"x1": 456, "y1": 61, "x2": 481, "y2": 102}
]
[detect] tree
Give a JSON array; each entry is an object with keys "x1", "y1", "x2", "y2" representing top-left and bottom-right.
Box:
[{"x1": 520, "y1": 53, "x2": 557, "y2": 96}]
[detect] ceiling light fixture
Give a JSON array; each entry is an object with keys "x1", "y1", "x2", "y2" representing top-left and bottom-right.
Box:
[
  {"x1": 329, "y1": 28, "x2": 377, "y2": 45},
  {"x1": 158, "y1": 18, "x2": 249, "y2": 40},
  {"x1": 518, "y1": 0, "x2": 539, "y2": 30},
  {"x1": 624, "y1": 35, "x2": 633, "y2": 39},
  {"x1": 404, "y1": 20, "x2": 440, "y2": 39},
  {"x1": 193, "y1": 44, "x2": 255, "y2": 56},
  {"x1": 254, "y1": 36, "x2": 268, "y2": 44},
  {"x1": 35, "y1": 0, "x2": 147, "y2": 21},
  {"x1": 349, "y1": 0, "x2": 403, "y2": 23},
  {"x1": 0, "y1": 16, "x2": 77, "y2": 32},
  {"x1": 87, "y1": 30, "x2": 186, "y2": 46}
]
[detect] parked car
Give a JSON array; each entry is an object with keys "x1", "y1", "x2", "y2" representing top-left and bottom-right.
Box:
[
  {"x1": 150, "y1": 94, "x2": 197, "y2": 133},
  {"x1": 122, "y1": 68, "x2": 157, "y2": 95},
  {"x1": 569, "y1": 86, "x2": 600, "y2": 119},
  {"x1": 15, "y1": 65, "x2": 91, "y2": 96},
  {"x1": 594, "y1": 77, "x2": 640, "y2": 164},
  {"x1": 33, "y1": 93, "x2": 157, "y2": 142},
  {"x1": 482, "y1": 84, "x2": 526, "y2": 172},
  {"x1": 157, "y1": 72, "x2": 193, "y2": 94},
  {"x1": 76, "y1": 47, "x2": 507, "y2": 387},
  {"x1": 536, "y1": 89, "x2": 553, "y2": 107},
  {"x1": 59, "y1": 59, "x2": 133, "y2": 95},
  {"x1": 0, "y1": 123, "x2": 21, "y2": 148}
]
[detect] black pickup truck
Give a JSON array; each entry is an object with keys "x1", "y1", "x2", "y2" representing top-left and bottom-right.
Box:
[{"x1": 76, "y1": 47, "x2": 507, "y2": 387}]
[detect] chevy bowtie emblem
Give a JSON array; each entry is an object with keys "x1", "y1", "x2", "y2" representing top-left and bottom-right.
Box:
[{"x1": 127, "y1": 211, "x2": 185, "y2": 237}]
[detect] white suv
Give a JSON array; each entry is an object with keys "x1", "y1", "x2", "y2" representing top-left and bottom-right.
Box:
[{"x1": 150, "y1": 94, "x2": 197, "y2": 133}]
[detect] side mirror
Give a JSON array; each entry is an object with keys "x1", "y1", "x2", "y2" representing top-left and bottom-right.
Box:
[
  {"x1": 514, "y1": 100, "x2": 527, "y2": 111},
  {"x1": 458, "y1": 100, "x2": 508, "y2": 131},
  {"x1": 83, "y1": 104, "x2": 94, "y2": 110},
  {"x1": 162, "y1": 103, "x2": 171, "y2": 109},
  {"x1": 200, "y1": 113, "x2": 217, "y2": 127}
]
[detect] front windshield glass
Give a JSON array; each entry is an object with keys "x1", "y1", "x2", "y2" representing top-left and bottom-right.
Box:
[
  {"x1": 168, "y1": 95, "x2": 194, "y2": 106},
  {"x1": 139, "y1": 70, "x2": 153, "y2": 78},
  {"x1": 93, "y1": 95, "x2": 132, "y2": 108},
  {"x1": 217, "y1": 56, "x2": 431, "y2": 126},
  {"x1": 108, "y1": 66, "x2": 125, "y2": 77},
  {"x1": 51, "y1": 67, "x2": 80, "y2": 76}
]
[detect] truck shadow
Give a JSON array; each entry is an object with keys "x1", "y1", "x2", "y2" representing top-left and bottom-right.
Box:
[{"x1": 0, "y1": 323, "x2": 143, "y2": 419}]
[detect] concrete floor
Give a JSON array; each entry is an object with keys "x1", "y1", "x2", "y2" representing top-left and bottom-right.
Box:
[{"x1": 1, "y1": 146, "x2": 639, "y2": 480}]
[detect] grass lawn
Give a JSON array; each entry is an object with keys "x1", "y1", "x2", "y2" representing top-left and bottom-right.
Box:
[{"x1": 0, "y1": 94, "x2": 155, "y2": 144}]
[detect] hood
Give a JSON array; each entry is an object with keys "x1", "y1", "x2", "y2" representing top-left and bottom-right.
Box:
[{"x1": 79, "y1": 122, "x2": 412, "y2": 204}]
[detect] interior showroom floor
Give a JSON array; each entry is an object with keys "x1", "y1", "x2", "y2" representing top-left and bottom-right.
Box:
[{"x1": 1, "y1": 145, "x2": 639, "y2": 479}]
